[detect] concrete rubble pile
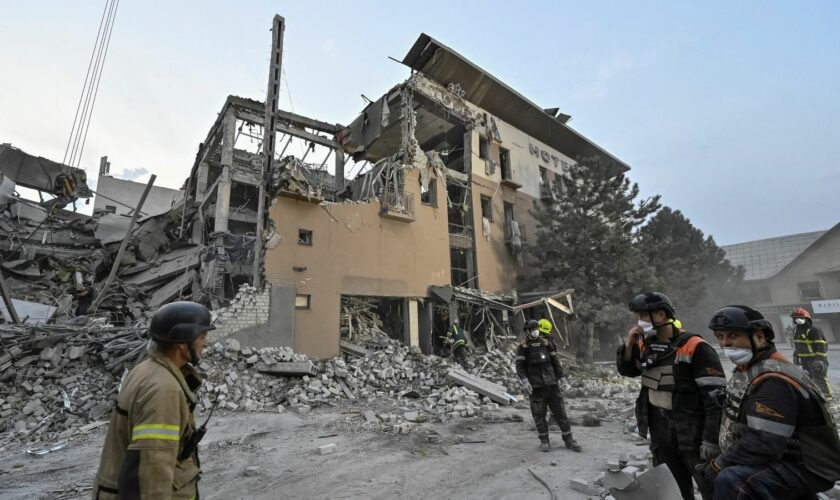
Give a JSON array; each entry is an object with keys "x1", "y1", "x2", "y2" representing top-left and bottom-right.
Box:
[
  {"x1": 0, "y1": 188, "x2": 206, "y2": 324},
  {"x1": 0, "y1": 320, "x2": 148, "y2": 448}
]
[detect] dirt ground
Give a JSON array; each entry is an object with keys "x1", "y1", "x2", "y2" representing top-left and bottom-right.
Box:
[{"x1": 0, "y1": 397, "x2": 647, "y2": 500}]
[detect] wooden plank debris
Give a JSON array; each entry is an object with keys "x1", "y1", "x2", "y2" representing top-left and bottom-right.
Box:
[
  {"x1": 446, "y1": 367, "x2": 516, "y2": 405},
  {"x1": 255, "y1": 361, "x2": 317, "y2": 377}
]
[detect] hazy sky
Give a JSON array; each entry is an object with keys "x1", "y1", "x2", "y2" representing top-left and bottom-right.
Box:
[{"x1": 1, "y1": 1, "x2": 837, "y2": 245}]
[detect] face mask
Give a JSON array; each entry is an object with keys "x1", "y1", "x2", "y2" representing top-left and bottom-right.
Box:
[
  {"x1": 638, "y1": 320, "x2": 655, "y2": 334},
  {"x1": 723, "y1": 347, "x2": 753, "y2": 365},
  {"x1": 529, "y1": 329, "x2": 540, "y2": 338},
  {"x1": 794, "y1": 318, "x2": 806, "y2": 325}
]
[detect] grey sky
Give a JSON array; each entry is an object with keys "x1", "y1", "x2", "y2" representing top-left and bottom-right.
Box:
[{"x1": 1, "y1": 1, "x2": 837, "y2": 245}]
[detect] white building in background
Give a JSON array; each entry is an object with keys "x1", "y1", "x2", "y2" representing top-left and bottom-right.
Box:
[{"x1": 93, "y1": 156, "x2": 182, "y2": 216}]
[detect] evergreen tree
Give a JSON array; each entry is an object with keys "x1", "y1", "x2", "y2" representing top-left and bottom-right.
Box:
[
  {"x1": 637, "y1": 207, "x2": 746, "y2": 336},
  {"x1": 525, "y1": 157, "x2": 661, "y2": 359}
]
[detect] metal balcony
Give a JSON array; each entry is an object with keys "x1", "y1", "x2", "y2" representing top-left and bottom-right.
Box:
[{"x1": 379, "y1": 191, "x2": 415, "y2": 222}]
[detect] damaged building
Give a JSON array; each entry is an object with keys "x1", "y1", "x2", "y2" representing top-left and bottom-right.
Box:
[
  {"x1": 253, "y1": 34, "x2": 631, "y2": 358},
  {"x1": 0, "y1": 30, "x2": 632, "y2": 361}
]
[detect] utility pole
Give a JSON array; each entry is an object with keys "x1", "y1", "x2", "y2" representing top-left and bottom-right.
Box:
[{"x1": 254, "y1": 15, "x2": 285, "y2": 289}]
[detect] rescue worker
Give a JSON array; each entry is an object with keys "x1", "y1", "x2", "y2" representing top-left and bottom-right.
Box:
[
  {"x1": 442, "y1": 322, "x2": 468, "y2": 367},
  {"x1": 537, "y1": 318, "x2": 557, "y2": 348},
  {"x1": 791, "y1": 307, "x2": 832, "y2": 400},
  {"x1": 617, "y1": 292, "x2": 726, "y2": 500},
  {"x1": 701, "y1": 305, "x2": 840, "y2": 499},
  {"x1": 516, "y1": 319, "x2": 582, "y2": 452},
  {"x1": 92, "y1": 301, "x2": 213, "y2": 499}
]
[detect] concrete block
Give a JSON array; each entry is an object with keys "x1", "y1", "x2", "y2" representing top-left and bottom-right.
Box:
[
  {"x1": 569, "y1": 478, "x2": 598, "y2": 495},
  {"x1": 621, "y1": 465, "x2": 640, "y2": 478},
  {"x1": 317, "y1": 443, "x2": 337, "y2": 455}
]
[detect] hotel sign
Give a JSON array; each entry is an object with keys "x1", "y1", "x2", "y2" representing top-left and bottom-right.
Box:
[{"x1": 812, "y1": 299, "x2": 840, "y2": 314}]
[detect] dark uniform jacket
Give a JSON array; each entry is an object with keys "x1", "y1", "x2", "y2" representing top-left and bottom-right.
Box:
[
  {"x1": 717, "y1": 347, "x2": 840, "y2": 490},
  {"x1": 516, "y1": 337, "x2": 565, "y2": 388},
  {"x1": 617, "y1": 329, "x2": 726, "y2": 452},
  {"x1": 792, "y1": 323, "x2": 828, "y2": 364}
]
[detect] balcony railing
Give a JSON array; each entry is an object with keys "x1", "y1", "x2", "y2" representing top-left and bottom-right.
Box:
[{"x1": 379, "y1": 190, "x2": 415, "y2": 222}]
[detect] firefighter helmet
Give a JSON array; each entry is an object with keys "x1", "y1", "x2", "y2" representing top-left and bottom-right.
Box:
[
  {"x1": 791, "y1": 308, "x2": 811, "y2": 320},
  {"x1": 149, "y1": 301, "x2": 215, "y2": 344},
  {"x1": 538, "y1": 319, "x2": 552, "y2": 334}
]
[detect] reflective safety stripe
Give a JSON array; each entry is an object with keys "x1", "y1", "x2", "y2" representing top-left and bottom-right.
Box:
[
  {"x1": 515, "y1": 356, "x2": 526, "y2": 361},
  {"x1": 132, "y1": 423, "x2": 180, "y2": 441},
  {"x1": 747, "y1": 415, "x2": 795, "y2": 437},
  {"x1": 695, "y1": 376, "x2": 727, "y2": 387},
  {"x1": 798, "y1": 352, "x2": 828, "y2": 358}
]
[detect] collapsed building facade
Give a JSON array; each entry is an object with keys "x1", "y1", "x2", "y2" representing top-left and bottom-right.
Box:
[{"x1": 0, "y1": 26, "x2": 632, "y2": 361}]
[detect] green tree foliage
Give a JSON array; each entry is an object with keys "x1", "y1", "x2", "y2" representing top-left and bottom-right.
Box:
[
  {"x1": 524, "y1": 157, "x2": 661, "y2": 357},
  {"x1": 637, "y1": 207, "x2": 746, "y2": 336}
]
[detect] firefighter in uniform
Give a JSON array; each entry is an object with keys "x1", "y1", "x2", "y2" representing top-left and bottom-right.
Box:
[
  {"x1": 790, "y1": 307, "x2": 832, "y2": 400},
  {"x1": 702, "y1": 305, "x2": 840, "y2": 499},
  {"x1": 516, "y1": 319, "x2": 582, "y2": 452},
  {"x1": 617, "y1": 292, "x2": 726, "y2": 500},
  {"x1": 92, "y1": 301, "x2": 213, "y2": 499},
  {"x1": 442, "y1": 322, "x2": 468, "y2": 367},
  {"x1": 537, "y1": 318, "x2": 557, "y2": 348}
]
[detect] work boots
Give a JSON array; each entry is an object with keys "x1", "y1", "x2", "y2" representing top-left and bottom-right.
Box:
[
  {"x1": 539, "y1": 438, "x2": 551, "y2": 452},
  {"x1": 564, "y1": 436, "x2": 582, "y2": 452}
]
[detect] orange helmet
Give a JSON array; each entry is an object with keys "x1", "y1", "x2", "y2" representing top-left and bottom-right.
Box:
[{"x1": 791, "y1": 308, "x2": 811, "y2": 319}]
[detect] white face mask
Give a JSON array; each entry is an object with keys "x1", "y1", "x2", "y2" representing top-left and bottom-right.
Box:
[
  {"x1": 529, "y1": 329, "x2": 540, "y2": 338},
  {"x1": 638, "y1": 320, "x2": 655, "y2": 334},
  {"x1": 724, "y1": 347, "x2": 754, "y2": 365},
  {"x1": 794, "y1": 318, "x2": 806, "y2": 325}
]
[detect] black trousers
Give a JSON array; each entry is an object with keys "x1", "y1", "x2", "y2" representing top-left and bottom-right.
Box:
[
  {"x1": 648, "y1": 406, "x2": 713, "y2": 500},
  {"x1": 453, "y1": 345, "x2": 467, "y2": 366},
  {"x1": 530, "y1": 385, "x2": 572, "y2": 440},
  {"x1": 802, "y1": 359, "x2": 833, "y2": 400}
]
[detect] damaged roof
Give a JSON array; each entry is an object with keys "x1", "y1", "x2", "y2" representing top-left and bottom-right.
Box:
[{"x1": 402, "y1": 34, "x2": 630, "y2": 173}]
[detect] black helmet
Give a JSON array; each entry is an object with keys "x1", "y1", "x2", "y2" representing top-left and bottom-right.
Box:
[
  {"x1": 629, "y1": 292, "x2": 675, "y2": 318},
  {"x1": 525, "y1": 319, "x2": 539, "y2": 330},
  {"x1": 708, "y1": 305, "x2": 775, "y2": 340},
  {"x1": 149, "y1": 301, "x2": 215, "y2": 344}
]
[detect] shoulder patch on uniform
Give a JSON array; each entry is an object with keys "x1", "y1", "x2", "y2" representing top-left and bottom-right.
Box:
[{"x1": 754, "y1": 401, "x2": 783, "y2": 419}]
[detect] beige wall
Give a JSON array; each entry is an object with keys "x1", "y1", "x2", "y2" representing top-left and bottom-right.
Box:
[{"x1": 265, "y1": 169, "x2": 450, "y2": 357}]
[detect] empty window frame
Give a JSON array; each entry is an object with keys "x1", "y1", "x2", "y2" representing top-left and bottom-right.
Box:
[
  {"x1": 295, "y1": 294, "x2": 311, "y2": 309},
  {"x1": 480, "y1": 195, "x2": 493, "y2": 221},
  {"x1": 298, "y1": 229, "x2": 313, "y2": 246},
  {"x1": 798, "y1": 281, "x2": 823, "y2": 300},
  {"x1": 105, "y1": 205, "x2": 117, "y2": 213},
  {"x1": 499, "y1": 147, "x2": 511, "y2": 180},
  {"x1": 420, "y1": 177, "x2": 437, "y2": 206}
]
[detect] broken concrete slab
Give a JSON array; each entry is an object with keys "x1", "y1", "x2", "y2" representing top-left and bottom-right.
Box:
[
  {"x1": 446, "y1": 368, "x2": 516, "y2": 406},
  {"x1": 608, "y1": 464, "x2": 681, "y2": 500},
  {"x1": 0, "y1": 298, "x2": 56, "y2": 325},
  {"x1": 569, "y1": 478, "x2": 598, "y2": 495},
  {"x1": 256, "y1": 361, "x2": 317, "y2": 377}
]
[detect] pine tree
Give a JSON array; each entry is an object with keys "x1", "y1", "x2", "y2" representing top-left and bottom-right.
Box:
[
  {"x1": 525, "y1": 156, "x2": 661, "y2": 359},
  {"x1": 637, "y1": 207, "x2": 745, "y2": 336}
]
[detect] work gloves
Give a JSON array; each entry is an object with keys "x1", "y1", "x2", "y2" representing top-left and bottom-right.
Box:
[
  {"x1": 694, "y1": 460, "x2": 720, "y2": 484},
  {"x1": 699, "y1": 441, "x2": 721, "y2": 461},
  {"x1": 811, "y1": 359, "x2": 828, "y2": 376},
  {"x1": 558, "y1": 376, "x2": 572, "y2": 392},
  {"x1": 519, "y1": 378, "x2": 533, "y2": 394}
]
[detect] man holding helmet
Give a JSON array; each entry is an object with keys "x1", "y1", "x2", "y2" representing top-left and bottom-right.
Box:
[
  {"x1": 516, "y1": 319, "x2": 581, "y2": 453},
  {"x1": 92, "y1": 301, "x2": 214, "y2": 499},
  {"x1": 702, "y1": 305, "x2": 840, "y2": 499},
  {"x1": 618, "y1": 292, "x2": 725, "y2": 500}
]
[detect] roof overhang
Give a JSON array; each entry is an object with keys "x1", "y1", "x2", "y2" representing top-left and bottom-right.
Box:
[{"x1": 403, "y1": 34, "x2": 630, "y2": 173}]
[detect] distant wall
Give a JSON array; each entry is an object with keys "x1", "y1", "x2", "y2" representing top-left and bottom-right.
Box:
[{"x1": 94, "y1": 175, "x2": 182, "y2": 216}]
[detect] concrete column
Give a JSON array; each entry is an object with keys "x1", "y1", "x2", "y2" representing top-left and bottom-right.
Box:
[
  {"x1": 334, "y1": 148, "x2": 345, "y2": 193},
  {"x1": 213, "y1": 111, "x2": 236, "y2": 236},
  {"x1": 408, "y1": 299, "x2": 420, "y2": 348},
  {"x1": 191, "y1": 161, "x2": 210, "y2": 242}
]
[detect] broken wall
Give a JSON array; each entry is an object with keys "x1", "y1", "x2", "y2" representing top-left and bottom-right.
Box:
[
  {"x1": 265, "y1": 168, "x2": 450, "y2": 358},
  {"x1": 209, "y1": 286, "x2": 270, "y2": 341}
]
